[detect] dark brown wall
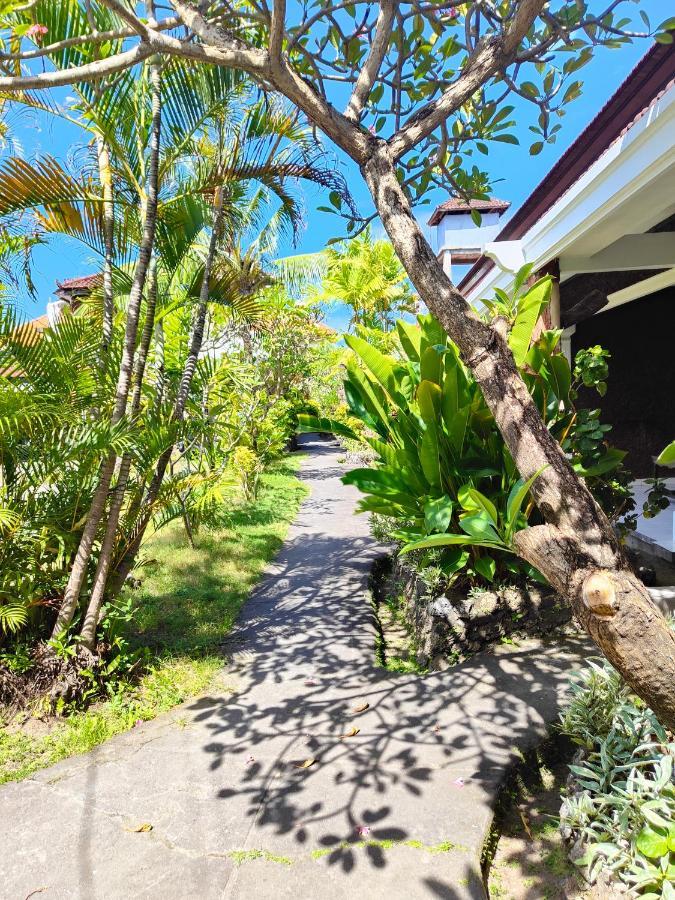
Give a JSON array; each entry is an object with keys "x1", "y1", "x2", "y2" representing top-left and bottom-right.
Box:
[{"x1": 572, "y1": 288, "x2": 675, "y2": 477}]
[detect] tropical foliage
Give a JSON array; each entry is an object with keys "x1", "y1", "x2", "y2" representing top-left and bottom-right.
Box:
[
  {"x1": 300, "y1": 274, "x2": 632, "y2": 587},
  {"x1": 0, "y1": 43, "x2": 343, "y2": 701},
  {"x1": 560, "y1": 656, "x2": 675, "y2": 897}
]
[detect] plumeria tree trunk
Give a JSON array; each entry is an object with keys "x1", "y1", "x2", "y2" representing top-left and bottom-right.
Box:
[
  {"x1": 51, "y1": 55, "x2": 163, "y2": 639},
  {"x1": 361, "y1": 146, "x2": 675, "y2": 725}
]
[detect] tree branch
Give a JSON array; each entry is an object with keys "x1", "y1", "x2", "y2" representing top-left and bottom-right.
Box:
[
  {"x1": 344, "y1": 0, "x2": 396, "y2": 123},
  {"x1": 99, "y1": 0, "x2": 151, "y2": 40},
  {"x1": 0, "y1": 43, "x2": 155, "y2": 91},
  {"x1": 388, "y1": 0, "x2": 546, "y2": 159},
  {"x1": 269, "y1": 0, "x2": 286, "y2": 67}
]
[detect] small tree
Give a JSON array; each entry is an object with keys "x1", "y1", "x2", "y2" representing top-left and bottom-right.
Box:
[{"x1": 1, "y1": 1, "x2": 674, "y2": 725}]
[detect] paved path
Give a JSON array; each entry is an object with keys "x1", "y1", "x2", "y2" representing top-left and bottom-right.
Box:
[{"x1": 0, "y1": 436, "x2": 588, "y2": 900}]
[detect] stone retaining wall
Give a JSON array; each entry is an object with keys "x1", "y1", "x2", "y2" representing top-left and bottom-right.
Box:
[{"x1": 389, "y1": 558, "x2": 573, "y2": 670}]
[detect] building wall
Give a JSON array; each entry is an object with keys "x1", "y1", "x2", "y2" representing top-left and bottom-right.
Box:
[{"x1": 572, "y1": 288, "x2": 675, "y2": 477}]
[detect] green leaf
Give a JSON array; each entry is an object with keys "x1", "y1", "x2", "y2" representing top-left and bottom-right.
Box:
[
  {"x1": 420, "y1": 427, "x2": 442, "y2": 489},
  {"x1": 457, "y1": 485, "x2": 498, "y2": 526},
  {"x1": 474, "y1": 556, "x2": 496, "y2": 582},
  {"x1": 424, "y1": 495, "x2": 454, "y2": 534},
  {"x1": 509, "y1": 278, "x2": 552, "y2": 365},
  {"x1": 296, "y1": 414, "x2": 357, "y2": 441},
  {"x1": 547, "y1": 354, "x2": 571, "y2": 403},
  {"x1": 573, "y1": 448, "x2": 626, "y2": 478},
  {"x1": 345, "y1": 334, "x2": 402, "y2": 401},
  {"x1": 399, "y1": 533, "x2": 508, "y2": 555},
  {"x1": 657, "y1": 441, "x2": 675, "y2": 466},
  {"x1": 636, "y1": 826, "x2": 669, "y2": 860},
  {"x1": 460, "y1": 512, "x2": 503, "y2": 543},
  {"x1": 505, "y1": 465, "x2": 547, "y2": 536},
  {"x1": 397, "y1": 320, "x2": 421, "y2": 362},
  {"x1": 438, "y1": 547, "x2": 469, "y2": 576},
  {"x1": 420, "y1": 345, "x2": 443, "y2": 385}
]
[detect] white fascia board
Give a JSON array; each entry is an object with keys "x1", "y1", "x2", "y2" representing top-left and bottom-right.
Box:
[{"x1": 465, "y1": 82, "x2": 675, "y2": 305}]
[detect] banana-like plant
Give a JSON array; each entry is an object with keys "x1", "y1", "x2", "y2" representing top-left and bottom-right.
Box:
[{"x1": 300, "y1": 278, "x2": 628, "y2": 586}]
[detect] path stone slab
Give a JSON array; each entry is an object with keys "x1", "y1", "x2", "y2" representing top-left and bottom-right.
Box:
[{"x1": 0, "y1": 437, "x2": 589, "y2": 899}]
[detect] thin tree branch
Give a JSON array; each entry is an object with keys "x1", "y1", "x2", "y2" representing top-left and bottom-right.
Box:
[
  {"x1": 388, "y1": 0, "x2": 546, "y2": 159},
  {"x1": 344, "y1": 0, "x2": 396, "y2": 123}
]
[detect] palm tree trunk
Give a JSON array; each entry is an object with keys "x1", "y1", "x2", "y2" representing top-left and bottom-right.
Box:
[
  {"x1": 51, "y1": 57, "x2": 163, "y2": 639},
  {"x1": 107, "y1": 191, "x2": 226, "y2": 599},
  {"x1": 96, "y1": 133, "x2": 115, "y2": 356},
  {"x1": 79, "y1": 260, "x2": 159, "y2": 648}
]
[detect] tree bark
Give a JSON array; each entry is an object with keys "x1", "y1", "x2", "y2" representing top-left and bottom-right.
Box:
[
  {"x1": 51, "y1": 55, "x2": 163, "y2": 639},
  {"x1": 362, "y1": 144, "x2": 675, "y2": 730}
]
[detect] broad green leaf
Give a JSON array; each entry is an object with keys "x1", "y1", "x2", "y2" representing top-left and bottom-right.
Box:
[
  {"x1": 457, "y1": 485, "x2": 498, "y2": 526},
  {"x1": 416, "y1": 379, "x2": 442, "y2": 425},
  {"x1": 420, "y1": 345, "x2": 443, "y2": 385},
  {"x1": 296, "y1": 414, "x2": 357, "y2": 441},
  {"x1": 439, "y1": 547, "x2": 469, "y2": 576},
  {"x1": 573, "y1": 448, "x2": 625, "y2": 478},
  {"x1": 509, "y1": 278, "x2": 552, "y2": 365},
  {"x1": 400, "y1": 533, "x2": 508, "y2": 555},
  {"x1": 474, "y1": 556, "x2": 496, "y2": 582},
  {"x1": 345, "y1": 334, "x2": 403, "y2": 401},
  {"x1": 460, "y1": 512, "x2": 503, "y2": 543},
  {"x1": 505, "y1": 465, "x2": 547, "y2": 536},
  {"x1": 657, "y1": 441, "x2": 675, "y2": 466},
  {"x1": 420, "y1": 427, "x2": 442, "y2": 489},
  {"x1": 547, "y1": 354, "x2": 571, "y2": 403},
  {"x1": 424, "y1": 495, "x2": 453, "y2": 534},
  {"x1": 636, "y1": 826, "x2": 669, "y2": 860}
]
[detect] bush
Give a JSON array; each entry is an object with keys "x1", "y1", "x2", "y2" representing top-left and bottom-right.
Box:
[{"x1": 560, "y1": 658, "x2": 675, "y2": 897}]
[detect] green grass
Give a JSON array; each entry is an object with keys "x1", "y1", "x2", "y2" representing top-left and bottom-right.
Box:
[{"x1": 0, "y1": 456, "x2": 308, "y2": 784}]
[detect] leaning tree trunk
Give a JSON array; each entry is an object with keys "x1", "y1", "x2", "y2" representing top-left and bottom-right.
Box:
[
  {"x1": 103, "y1": 189, "x2": 227, "y2": 604},
  {"x1": 51, "y1": 55, "x2": 163, "y2": 639},
  {"x1": 363, "y1": 145, "x2": 675, "y2": 730},
  {"x1": 79, "y1": 260, "x2": 159, "y2": 648}
]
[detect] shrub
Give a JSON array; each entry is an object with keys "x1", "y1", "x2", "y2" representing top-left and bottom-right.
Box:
[{"x1": 560, "y1": 658, "x2": 675, "y2": 897}]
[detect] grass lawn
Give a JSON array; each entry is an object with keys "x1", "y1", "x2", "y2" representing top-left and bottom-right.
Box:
[{"x1": 0, "y1": 455, "x2": 308, "y2": 784}]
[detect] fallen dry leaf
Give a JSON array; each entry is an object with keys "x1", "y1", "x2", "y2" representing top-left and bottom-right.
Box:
[
  {"x1": 294, "y1": 758, "x2": 318, "y2": 769},
  {"x1": 126, "y1": 823, "x2": 153, "y2": 833},
  {"x1": 350, "y1": 702, "x2": 369, "y2": 714},
  {"x1": 340, "y1": 727, "x2": 360, "y2": 739}
]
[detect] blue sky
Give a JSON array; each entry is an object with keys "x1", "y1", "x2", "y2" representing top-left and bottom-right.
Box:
[{"x1": 9, "y1": 0, "x2": 672, "y2": 331}]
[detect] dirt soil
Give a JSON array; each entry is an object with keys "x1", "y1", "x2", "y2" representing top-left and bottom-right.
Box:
[{"x1": 486, "y1": 747, "x2": 594, "y2": 900}]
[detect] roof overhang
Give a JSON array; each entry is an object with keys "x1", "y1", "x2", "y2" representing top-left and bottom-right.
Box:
[{"x1": 460, "y1": 44, "x2": 675, "y2": 311}]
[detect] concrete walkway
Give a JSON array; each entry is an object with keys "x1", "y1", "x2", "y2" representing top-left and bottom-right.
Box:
[{"x1": 0, "y1": 436, "x2": 588, "y2": 900}]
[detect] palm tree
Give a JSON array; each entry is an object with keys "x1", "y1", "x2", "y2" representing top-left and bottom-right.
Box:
[
  {"x1": 0, "y1": 56, "x2": 351, "y2": 645},
  {"x1": 313, "y1": 230, "x2": 417, "y2": 331}
]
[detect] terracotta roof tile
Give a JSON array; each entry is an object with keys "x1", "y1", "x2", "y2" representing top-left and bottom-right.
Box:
[
  {"x1": 56, "y1": 274, "x2": 100, "y2": 291},
  {"x1": 428, "y1": 198, "x2": 510, "y2": 226}
]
